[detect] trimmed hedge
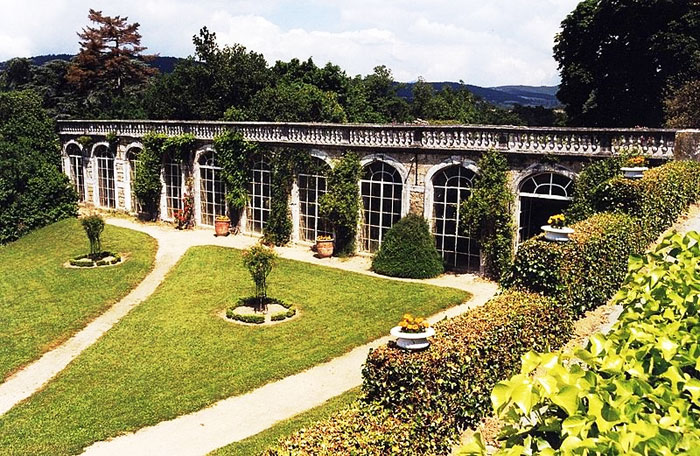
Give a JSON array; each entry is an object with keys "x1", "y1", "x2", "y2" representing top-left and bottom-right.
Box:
[
  {"x1": 505, "y1": 212, "x2": 644, "y2": 317},
  {"x1": 592, "y1": 160, "x2": 700, "y2": 243},
  {"x1": 372, "y1": 214, "x2": 444, "y2": 279},
  {"x1": 266, "y1": 290, "x2": 573, "y2": 455}
]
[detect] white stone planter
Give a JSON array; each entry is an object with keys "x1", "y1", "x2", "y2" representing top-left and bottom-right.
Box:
[
  {"x1": 542, "y1": 225, "x2": 574, "y2": 242},
  {"x1": 620, "y1": 167, "x2": 648, "y2": 179},
  {"x1": 390, "y1": 326, "x2": 436, "y2": 350}
]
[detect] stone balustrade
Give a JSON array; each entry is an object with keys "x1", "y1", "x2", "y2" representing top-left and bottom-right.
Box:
[{"x1": 57, "y1": 120, "x2": 679, "y2": 158}]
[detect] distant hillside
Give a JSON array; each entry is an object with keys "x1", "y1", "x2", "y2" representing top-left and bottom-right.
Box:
[
  {"x1": 0, "y1": 54, "x2": 184, "y2": 74},
  {"x1": 1, "y1": 54, "x2": 560, "y2": 108},
  {"x1": 397, "y1": 82, "x2": 560, "y2": 108}
]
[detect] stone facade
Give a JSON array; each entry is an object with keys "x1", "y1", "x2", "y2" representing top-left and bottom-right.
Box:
[{"x1": 58, "y1": 120, "x2": 697, "y2": 271}]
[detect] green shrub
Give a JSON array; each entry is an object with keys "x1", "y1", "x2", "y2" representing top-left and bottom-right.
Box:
[
  {"x1": 464, "y1": 231, "x2": 700, "y2": 455},
  {"x1": 371, "y1": 214, "x2": 443, "y2": 279},
  {"x1": 506, "y1": 212, "x2": 643, "y2": 317},
  {"x1": 226, "y1": 311, "x2": 265, "y2": 324},
  {"x1": 0, "y1": 91, "x2": 77, "y2": 244},
  {"x1": 80, "y1": 215, "x2": 105, "y2": 256},
  {"x1": 268, "y1": 291, "x2": 572, "y2": 455},
  {"x1": 566, "y1": 155, "x2": 625, "y2": 223},
  {"x1": 319, "y1": 152, "x2": 361, "y2": 256},
  {"x1": 213, "y1": 130, "x2": 258, "y2": 215},
  {"x1": 135, "y1": 132, "x2": 166, "y2": 219},
  {"x1": 460, "y1": 149, "x2": 515, "y2": 281},
  {"x1": 592, "y1": 160, "x2": 700, "y2": 243}
]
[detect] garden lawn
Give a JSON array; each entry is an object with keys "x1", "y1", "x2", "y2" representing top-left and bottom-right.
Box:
[
  {"x1": 209, "y1": 388, "x2": 361, "y2": 456},
  {"x1": 0, "y1": 246, "x2": 469, "y2": 455},
  {"x1": 0, "y1": 218, "x2": 157, "y2": 381}
]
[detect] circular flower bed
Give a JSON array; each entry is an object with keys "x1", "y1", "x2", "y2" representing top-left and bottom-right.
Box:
[
  {"x1": 226, "y1": 297, "x2": 297, "y2": 325},
  {"x1": 69, "y1": 251, "x2": 122, "y2": 268}
]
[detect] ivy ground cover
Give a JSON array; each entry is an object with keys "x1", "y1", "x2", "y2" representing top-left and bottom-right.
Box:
[
  {"x1": 0, "y1": 246, "x2": 468, "y2": 455},
  {"x1": 0, "y1": 218, "x2": 157, "y2": 381}
]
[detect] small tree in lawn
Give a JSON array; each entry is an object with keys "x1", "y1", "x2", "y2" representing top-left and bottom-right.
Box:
[
  {"x1": 81, "y1": 215, "x2": 105, "y2": 258},
  {"x1": 242, "y1": 244, "x2": 277, "y2": 311}
]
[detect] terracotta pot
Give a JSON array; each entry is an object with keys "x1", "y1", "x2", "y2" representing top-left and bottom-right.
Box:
[
  {"x1": 316, "y1": 239, "x2": 334, "y2": 258},
  {"x1": 215, "y1": 219, "x2": 231, "y2": 236}
]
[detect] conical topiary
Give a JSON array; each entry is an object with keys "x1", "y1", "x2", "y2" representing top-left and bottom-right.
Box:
[{"x1": 372, "y1": 214, "x2": 444, "y2": 279}]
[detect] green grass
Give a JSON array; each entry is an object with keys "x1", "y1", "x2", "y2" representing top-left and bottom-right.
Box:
[
  {"x1": 0, "y1": 218, "x2": 157, "y2": 380},
  {"x1": 0, "y1": 246, "x2": 469, "y2": 455},
  {"x1": 209, "y1": 388, "x2": 361, "y2": 456}
]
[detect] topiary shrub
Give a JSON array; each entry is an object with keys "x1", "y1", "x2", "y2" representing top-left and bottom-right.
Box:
[
  {"x1": 506, "y1": 212, "x2": 644, "y2": 317},
  {"x1": 242, "y1": 244, "x2": 277, "y2": 310},
  {"x1": 371, "y1": 214, "x2": 443, "y2": 279},
  {"x1": 266, "y1": 290, "x2": 573, "y2": 455},
  {"x1": 80, "y1": 214, "x2": 105, "y2": 257},
  {"x1": 565, "y1": 155, "x2": 625, "y2": 223}
]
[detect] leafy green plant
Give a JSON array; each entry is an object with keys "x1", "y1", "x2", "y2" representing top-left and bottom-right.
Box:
[
  {"x1": 566, "y1": 156, "x2": 625, "y2": 223},
  {"x1": 242, "y1": 244, "x2": 277, "y2": 310},
  {"x1": 319, "y1": 152, "x2": 361, "y2": 256},
  {"x1": 162, "y1": 133, "x2": 196, "y2": 162},
  {"x1": 372, "y1": 214, "x2": 443, "y2": 278},
  {"x1": 80, "y1": 214, "x2": 105, "y2": 257},
  {"x1": 134, "y1": 132, "x2": 166, "y2": 219},
  {"x1": 213, "y1": 130, "x2": 258, "y2": 215},
  {"x1": 464, "y1": 231, "x2": 700, "y2": 455},
  {"x1": 460, "y1": 149, "x2": 514, "y2": 281},
  {"x1": 0, "y1": 91, "x2": 77, "y2": 244}
]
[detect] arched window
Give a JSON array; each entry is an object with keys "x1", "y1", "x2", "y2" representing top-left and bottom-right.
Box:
[
  {"x1": 199, "y1": 151, "x2": 226, "y2": 226},
  {"x1": 360, "y1": 160, "x2": 403, "y2": 252},
  {"x1": 298, "y1": 158, "x2": 332, "y2": 242},
  {"x1": 67, "y1": 144, "x2": 85, "y2": 202},
  {"x1": 164, "y1": 153, "x2": 183, "y2": 219},
  {"x1": 246, "y1": 156, "x2": 271, "y2": 234},
  {"x1": 518, "y1": 172, "x2": 574, "y2": 242},
  {"x1": 95, "y1": 145, "x2": 115, "y2": 208},
  {"x1": 126, "y1": 147, "x2": 142, "y2": 213},
  {"x1": 431, "y1": 165, "x2": 479, "y2": 271}
]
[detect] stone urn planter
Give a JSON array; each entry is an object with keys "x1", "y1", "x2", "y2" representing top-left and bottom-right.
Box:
[
  {"x1": 391, "y1": 326, "x2": 436, "y2": 350},
  {"x1": 620, "y1": 167, "x2": 648, "y2": 179},
  {"x1": 215, "y1": 216, "x2": 231, "y2": 236},
  {"x1": 542, "y1": 225, "x2": 574, "y2": 242},
  {"x1": 315, "y1": 237, "x2": 334, "y2": 258}
]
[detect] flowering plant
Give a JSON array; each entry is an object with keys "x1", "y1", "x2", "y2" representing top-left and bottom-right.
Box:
[
  {"x1": 174, "y1": 181, "x2": 195, "y2": 230},
  {"x1": 398, "y1": 313, "x2": 430, "y2": 333},
  {"x1": 216, "y1": 215, "x2": 230, "y2": 222},
  {"x1": 547, "y1": 214, "x2": 566, "y2": 229},
  {"x1": 316, "y1": 235, "x2": 333, "y2": 241},
  {"x1": 627, "y1": 155, "x2": 647, "y2": 167}
]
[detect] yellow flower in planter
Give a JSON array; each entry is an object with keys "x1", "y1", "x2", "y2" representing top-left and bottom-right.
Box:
[{"x1": 548, "y1": 214, "x2": 566, "y2": 229}]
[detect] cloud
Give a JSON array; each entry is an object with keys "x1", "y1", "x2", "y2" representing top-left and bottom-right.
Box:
[{"x1": 0, "y1": 0, "x2": 581, "y2": 86}]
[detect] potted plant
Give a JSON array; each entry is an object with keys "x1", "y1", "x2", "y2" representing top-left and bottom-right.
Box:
[
  {"x1": 542, "y1": 214, "x2": 574, "y2": 242},
  {"x1": 620, "y1": 155, "x2": 648, "y2": 179},
  {"x1": 215, "y1": 215, "x2": 231, "y2": 236},
  {"x1": 390, "y1": 313, "x2": 435, "y2": 350},
  {"x1": 315, "y1": 235, "x2": 334, "y2": 258}
]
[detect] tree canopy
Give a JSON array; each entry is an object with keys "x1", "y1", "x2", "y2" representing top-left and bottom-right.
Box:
[{"x1": 555, "y1": 0, "x2": 700, "y2": 127}]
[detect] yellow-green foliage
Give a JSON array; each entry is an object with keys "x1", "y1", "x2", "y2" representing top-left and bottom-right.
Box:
[{"x1": 463, "y1": 231, "x2": 700, "y2": 455}]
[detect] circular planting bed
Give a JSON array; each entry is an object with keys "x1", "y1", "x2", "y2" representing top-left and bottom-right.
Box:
[
  {"x1": 67, "y1": 251, "x2": 123, "y2": 268},
  {"x1": 225, "y1": 297, "x2": 298, "y2": 325}
]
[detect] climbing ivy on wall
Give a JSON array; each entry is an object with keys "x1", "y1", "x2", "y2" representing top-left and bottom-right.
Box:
[
  {"x1": 163, "y1": 133, "x2": 196, "y2": 162},
  {"x1": 263, "y1": 147, "x2": 312, "y2": 246},
  {"x1": 460, "y1": 149, "x2": 515, "y2": 281},
  {"x1": 213, "y1": 130, "x2": 258, "y2": 218},
  {"x1": 320, "y1": 151, "x2": 361, "y2": 256},
  {"x1": 134, "y1": 132, "x2": 166, "y2": 219}
]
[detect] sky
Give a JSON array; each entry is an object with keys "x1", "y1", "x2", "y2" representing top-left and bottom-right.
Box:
[{"x1": 0, "y1": 0, "x2": 581, "y2": 86}]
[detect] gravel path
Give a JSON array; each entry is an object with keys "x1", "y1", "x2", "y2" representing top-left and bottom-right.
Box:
[{"x1": 0, "y1": 217, "x2": 497, "y2": 454}]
